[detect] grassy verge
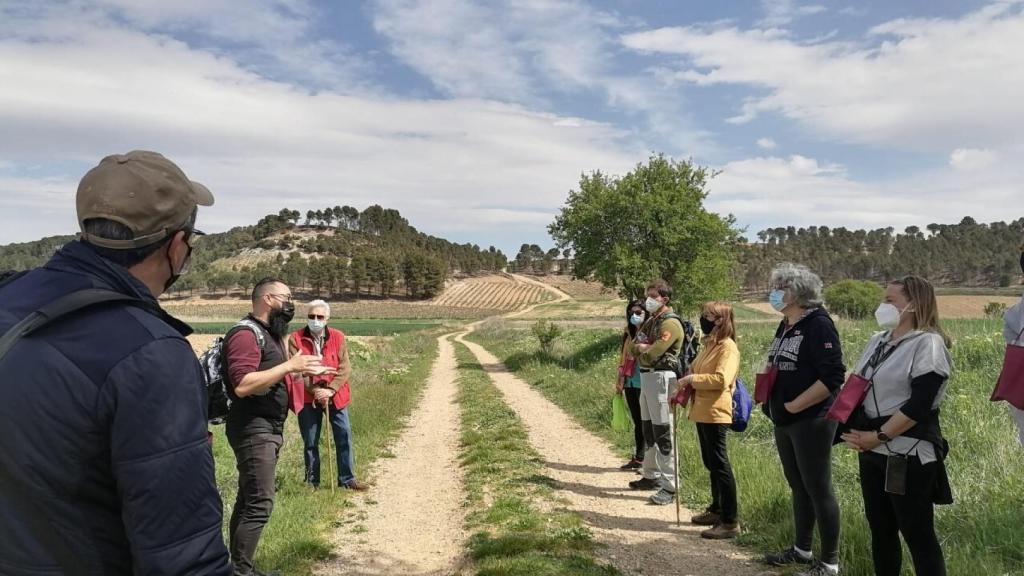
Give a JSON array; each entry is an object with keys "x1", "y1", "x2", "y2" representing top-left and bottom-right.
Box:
[
  {"x1": 467, "y1": 318, "x2": 1024, "y2": 576},
  {"x1": 211, "y1": 329, "x2": 441, "y2": 575},
  {"x1": 193, "y1": 318, "x2": 443, "y2": 336},
  {"x1": 454, "y1": 341, "x2": 618, "y2": 576}
]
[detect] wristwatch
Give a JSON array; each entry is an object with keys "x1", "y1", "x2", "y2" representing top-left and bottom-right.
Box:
[{"x1": 876, "y1": 430, "x2": 892, "y2": 443}]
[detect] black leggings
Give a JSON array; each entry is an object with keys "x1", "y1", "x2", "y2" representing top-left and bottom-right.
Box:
[
  {"x1": 859, "y1": 451, "x2": 946, "y2": 576},
  {"x1": 624, "y1": 387, "x2": 645, "y2": 460},
  {"x1": 774, "y1": 417, "x2": 841, "y2": 564},
  {"x1": 696, "y1": 423, "x2": 738, "y2": 522}
]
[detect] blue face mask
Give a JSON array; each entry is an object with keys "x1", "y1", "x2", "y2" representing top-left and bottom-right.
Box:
[
  {"x1": 629, "y1": 314, "x2": 644, "y2": 326},
  {"x1": 769, "y1": 289, "x2": 787, "y2": 312}
]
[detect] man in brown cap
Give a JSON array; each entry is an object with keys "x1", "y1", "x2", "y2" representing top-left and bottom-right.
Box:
[{"x1": 0, "y1": 151, "x2": 232, "y2": 575}]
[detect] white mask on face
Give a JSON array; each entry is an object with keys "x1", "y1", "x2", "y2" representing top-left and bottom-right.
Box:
[
  {"x1": 307, "y1": 319, "x2": 327, "y2": 334},
  {"x1": 644, "y1": 296, "x2": 662, "y2": 313},
  {"x1": 874, "y1": 303, "x2": 905, "y2": 330}
]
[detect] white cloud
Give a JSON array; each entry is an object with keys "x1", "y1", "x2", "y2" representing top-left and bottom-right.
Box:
[
  {"x1": 622, "y1": 2, "x2": 1024, "y2": 152},
  {"x1": 949, "y1": 148, "x2": 998, "y2": 172},
  {"x1": 1, "y1": 0, "x2": 372, "y2": 92},
  {"x1": 370, "y1": 0, "x2": 716, "y2": 156},
  {"x1": 0, "y1": 8, "x2": 641, "y2": 249},
  {"x1": 757, "y1": 137, "x2": 778, "y2": 149},
  {"x1": 708, "y1": 152, "x2": 1024, "y2": 235},
  {"x1": 759, "y1": 0, "x2": 827, "y2": 27}
]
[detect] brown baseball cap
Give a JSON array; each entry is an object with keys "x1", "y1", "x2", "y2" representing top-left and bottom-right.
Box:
[{"x1": 77, "y1": 150, "x2": 215, "y2": 249}]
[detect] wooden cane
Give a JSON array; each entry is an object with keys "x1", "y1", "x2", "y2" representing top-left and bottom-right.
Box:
[
  {"x1": 324, "y1": 399, "x2": 335, "y2": 494},
  {"x1": 672, "y1": 404, "x2": 680, "y2": 526}
]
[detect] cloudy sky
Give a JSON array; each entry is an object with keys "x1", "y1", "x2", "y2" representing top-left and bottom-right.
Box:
[{"x1": 1, "y1": 0, "x2": 1021, "y2": 254}]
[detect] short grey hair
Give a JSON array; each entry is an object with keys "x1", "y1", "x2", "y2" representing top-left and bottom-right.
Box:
[
  {"x1": 770, "y1": 263, "x2": 824, "y2": 309},
  {"x1": 307, "y1": 299, "x2": 331, "y2": 316}
]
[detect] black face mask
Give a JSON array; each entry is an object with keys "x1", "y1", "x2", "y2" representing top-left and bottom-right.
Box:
[
  {"x1": 699, "y1": 317, "x2": 716, "y2": 335},
  {"x1": 268, "y1": 302, "x2": 295, "y2": 338},
  {"x1": 1020, "y1": 252, "x2": 1024, "y2": 275},
  {"x1": 163, "y1": 238, "x2": 193, "y2": 293}
]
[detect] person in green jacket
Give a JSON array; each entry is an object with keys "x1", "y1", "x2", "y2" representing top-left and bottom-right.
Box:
[{"x1": 628, "y1": 279, "x2": 684, "y2": 506}]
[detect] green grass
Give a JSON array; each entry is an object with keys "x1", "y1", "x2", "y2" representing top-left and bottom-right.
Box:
[
  {"x1": 192, "y1": 318, "x2": 443, "y2": 336},
  {"x1": 467, "y1": 317, "x2": 1024, "y2": 576},
  {"x1": 454, "y1": 341, "x2": 619, "y2": 576},
  {"x1": 211, "y1": 329, "x2": 441, "y2": 575},
  {"x1": 935, "y1": 287, "x2": 1023, "y2": 297}
]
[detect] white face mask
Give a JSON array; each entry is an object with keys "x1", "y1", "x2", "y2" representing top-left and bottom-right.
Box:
[
  {"x1": 644, "y1": 296, "x2": 662, "y2": 313},
  {"x1": 874, "y1": 303, "x2": 906, "y2": 330},
  {"x1": 307, "y1": 319, "x2": 327, "y2": 334}
]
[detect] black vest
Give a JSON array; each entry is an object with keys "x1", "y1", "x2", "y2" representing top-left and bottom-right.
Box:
[{"x1": 225, "y1": 315, "x2": 289, "y2": 437}]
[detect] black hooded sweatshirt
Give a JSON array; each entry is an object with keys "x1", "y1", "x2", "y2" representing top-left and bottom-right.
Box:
[{"x1": 761, "y1": 307, "x2": 846, "y2": 426}]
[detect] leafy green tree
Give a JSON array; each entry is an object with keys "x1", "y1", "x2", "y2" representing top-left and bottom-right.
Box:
[
  {"x1": 549, "y1": 154, "x2": 741, "y2": 311},
  {"x1": 823, "y1": 280, "x2": 883, "y2": 319}
]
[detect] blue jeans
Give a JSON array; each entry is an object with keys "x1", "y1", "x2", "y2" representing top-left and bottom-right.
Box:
[{"x1": 297, "y1": 404, "x2": 356, "y2": 487}]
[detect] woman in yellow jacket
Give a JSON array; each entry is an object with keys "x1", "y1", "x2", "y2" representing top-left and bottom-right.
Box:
[{"x1": 677, "y1": 301, "x2": 741, "y2": 540}]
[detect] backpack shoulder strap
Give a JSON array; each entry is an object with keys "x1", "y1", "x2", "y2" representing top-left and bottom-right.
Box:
[
  {"x1": 226, "y1": 318, "x2": 267, "y2": 350},
  {"x1": 0, "y1": 289, "x2": 141, "y2": 363}
]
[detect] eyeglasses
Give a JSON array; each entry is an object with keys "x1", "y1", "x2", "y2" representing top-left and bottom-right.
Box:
[
  {"x1": 268, "y1": 293, "x2": 292, "y2": 303},
  {"x1": 308, "y1": 314, "x2": 326, "y2": 321}
]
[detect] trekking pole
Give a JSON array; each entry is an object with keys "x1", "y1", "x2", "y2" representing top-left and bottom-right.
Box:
[{"x1": 672, "y1": 403, "x2": 681, "y2": 527}]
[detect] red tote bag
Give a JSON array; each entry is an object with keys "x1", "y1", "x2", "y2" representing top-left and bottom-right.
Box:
[
  {"x1": 754, "y1": 365, "x2": 778, "y2": 405},
  {"x1": 992, "y1": 327, "x2": 1024, "y2": 410},
  {"x1": 826, "y1": 373, "x2": 871, "y2": 423}
]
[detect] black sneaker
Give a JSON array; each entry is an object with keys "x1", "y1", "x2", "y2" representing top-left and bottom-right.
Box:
[
  {"x1": 796, "y1": 561, "x2": 838, "y2": 576},
  {"x1": 619, "y1": 458, "x2": 643, "y2": 470},
  {"x1": 628, "y1": 477, "x2": 659, "y2": 490},
  {"x1": 764, "y1": 547, "x2": 814, "y2": 567}
]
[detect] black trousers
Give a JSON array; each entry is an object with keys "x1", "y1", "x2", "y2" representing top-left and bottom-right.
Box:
[
  {"x1": 859, "y1": 451, "x2": 946, "y2": 576},
  {"x1": 696, "y1": 422, "x2": 738, "y2": 523},
  {"x1": 774, "y1": 417, "x2": 841, "y2": 564},
  {"x1": 227, "y1": 432, "x2": 283, "y2": 576},
  {"x1": 624, "y1": 387, "x2": 645, "y2": 460}
]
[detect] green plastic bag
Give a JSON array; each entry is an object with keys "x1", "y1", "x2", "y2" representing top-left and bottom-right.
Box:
[{"x1": 611, "y1": 393, "x2": 630, "y2": 432}]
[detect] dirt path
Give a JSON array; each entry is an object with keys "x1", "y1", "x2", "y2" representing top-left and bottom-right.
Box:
[
  {"x1": 507, "y1": 273, "x2": 571, "y2": 313},
  {"x1": 455, "y1": 333, "x2": 769, "y2": 576},
  {"x1": 318, "y1": 334, "x2": 466, "y2": 576}
]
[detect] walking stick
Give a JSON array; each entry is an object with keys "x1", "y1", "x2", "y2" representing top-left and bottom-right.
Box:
[
  {"x1": 323, "y1": 399, "x2": 336, "y2": 494},
  {"x1": 672, "y1": 404, "x2": 680, "y2": 526}
]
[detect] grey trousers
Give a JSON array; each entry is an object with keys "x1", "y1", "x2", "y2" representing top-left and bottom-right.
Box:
[{"x1": 639, "y1": 370, "x2": 676, "y2": 492}]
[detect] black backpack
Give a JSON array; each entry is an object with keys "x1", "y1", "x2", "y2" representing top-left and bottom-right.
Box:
[
  {"x1": 652, "y1": 313, "x2": 699, "y2": 377},
  {"x1": 198, "y1": 320, "x2": 266, "y2": 425}
]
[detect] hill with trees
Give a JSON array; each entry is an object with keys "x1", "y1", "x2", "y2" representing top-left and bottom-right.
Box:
[
  {"x1": 0, "y1": 205, "x2": 507, "y2": 300},
  {"x1": 737, "y1": 217, "x2": 1024, "y2": 292}
]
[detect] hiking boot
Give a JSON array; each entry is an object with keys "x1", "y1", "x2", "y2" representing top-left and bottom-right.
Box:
[
  {"x1": 619, "y1": 458, "x2": 643, "y2": 470},
  {"x1": 764, "y1": 547, "x2": 814, "y2": 567},
  {"x1": 648, "y1": 489, "x2": 676, "y2": 506},
  {"x1": 628, "y1": 477, "x2": 659, "y2": 490},
  {"x1": 342, "y1": 480, "x2": 370, "y2": 492},
  {"x1": 690, "y1": 509, "x2": 721, "y2": 526},
  {"x1": 795, "y1": 561, "x2": 839, "y2": 576},
  {"x1": 701, "y1": 522, "x2": 741, "y2": 540}
]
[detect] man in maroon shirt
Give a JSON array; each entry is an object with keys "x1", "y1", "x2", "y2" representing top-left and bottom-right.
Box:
[{"x1": 223, "y1": 278, "x2": 331, "y2": 576}]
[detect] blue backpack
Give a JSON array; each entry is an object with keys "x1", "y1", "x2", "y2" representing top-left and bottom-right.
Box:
[{"x1": 730, "y1": 377, "x2": 753, "y2": 432}]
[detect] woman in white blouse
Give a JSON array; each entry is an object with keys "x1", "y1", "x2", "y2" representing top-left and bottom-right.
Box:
[{"x1": 840, "y1": 276, "x2": 953, "y2": 576}]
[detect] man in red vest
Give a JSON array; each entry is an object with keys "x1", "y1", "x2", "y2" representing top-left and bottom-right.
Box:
[{"x1": 287, "y1": 299, "x2": 367, "y2": 491}]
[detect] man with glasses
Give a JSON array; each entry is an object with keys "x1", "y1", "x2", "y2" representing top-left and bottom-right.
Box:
[
  {"x1": 223, "y1": 279, "x2": 331, "y2": 576},
  {"x1": 0, "y1": 151, "x2": 231, "y2": 574},
  {"x1": 287, "y1": 300, "x2": 366, "y2": 491}
]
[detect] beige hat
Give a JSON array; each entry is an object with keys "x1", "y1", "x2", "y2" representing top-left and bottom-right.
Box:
[{"x1": 77, "y1": 150, "x2": 214, "y2": 249}]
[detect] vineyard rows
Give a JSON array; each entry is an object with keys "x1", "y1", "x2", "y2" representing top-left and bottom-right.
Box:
[{"x1": 430, "y1": 277, "x2": 554, "y2": 310}]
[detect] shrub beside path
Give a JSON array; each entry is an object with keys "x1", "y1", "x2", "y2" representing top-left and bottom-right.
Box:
[{"x1": 317, "y1": 334, "x2": 466, "y2": 576}]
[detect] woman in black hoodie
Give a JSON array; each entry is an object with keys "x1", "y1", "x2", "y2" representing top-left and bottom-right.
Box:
[{"x1": 760, "y1": 263, "x2": 846, "y2": 576}]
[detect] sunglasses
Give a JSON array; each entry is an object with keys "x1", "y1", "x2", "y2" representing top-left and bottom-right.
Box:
[{"x1": 308, "y1": 314, "x2": 326, "y2": 321}]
